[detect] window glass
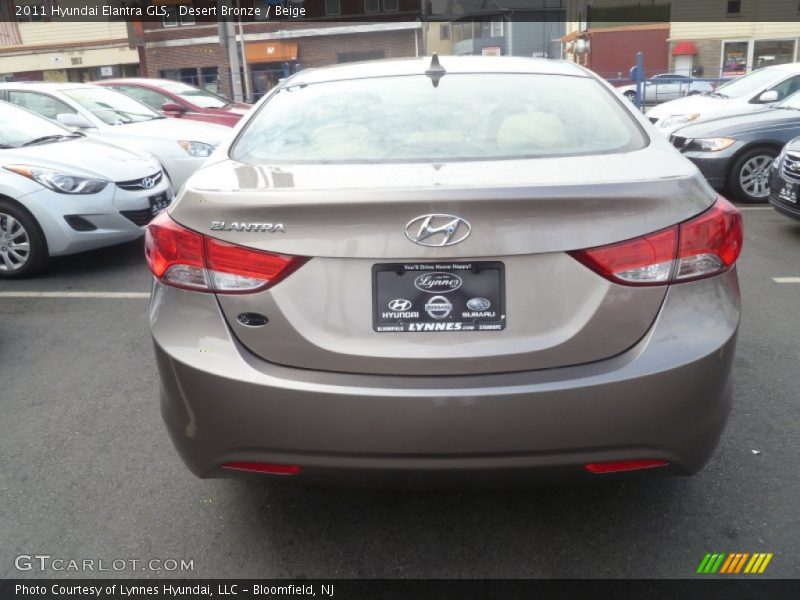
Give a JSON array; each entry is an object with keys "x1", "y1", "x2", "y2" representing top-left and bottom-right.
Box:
[
  {"x1": 364, "y1": 0, "x2": 380, "y2": 12},
  {"x1": 722, "y1": 41, "x2": 748, "y2": 77},
  {"x1": 0, "y1": 101, "x2": 72, "y2": 147},
  {"x1": 62, "y1": 87, "x2": 160, "y2": 125},
  {"x1": 7, "y1": 91, "x2": 77, "y2": 121},
  {"x1": 117, "y1": 85, "x2": 173, "y2": 112},
  {"x1": 232, "y1": 74, "x2": 646, "y2": 164},
  {"x1": 160, "y1": 81, "x2": 229, "y2": 108},
  {"x1": 770, "y1": 75, "x2": 800, "y2": 101},
  {"x1": 200, "y1": 67, "x2": 221, "y2": 94},
  {"x1": 753, "y1": 40, "x2": 796, "y2": 70},
  {"x1": 325, "y1": 0, "x2": 340, "y2": 16}
]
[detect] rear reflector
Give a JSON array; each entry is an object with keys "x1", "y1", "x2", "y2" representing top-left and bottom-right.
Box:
[
  {"x1": 584, "y1": 459, "x2": 668, "y2": 474},
  {"x1": 569, "y1": 196, "x2": 742, "y2": 286},
  {"x1": 222, "y1": 462, "x2": 303, "y2": 475},
  {"x1": 145, "y1": 212, "x2": 307, "y2": 294}
]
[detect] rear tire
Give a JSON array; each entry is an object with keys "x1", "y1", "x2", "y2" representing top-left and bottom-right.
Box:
[
  {"x1": 0, "y1": 199, "x2": 48, "y2": 278},
  {"x1": 727, "y1": 147, "x2": 777, "y2": 204}
]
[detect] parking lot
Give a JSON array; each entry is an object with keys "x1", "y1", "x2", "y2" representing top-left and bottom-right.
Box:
[{"x1": 1, "y1": 204, "x2": 798, "y2": 579}]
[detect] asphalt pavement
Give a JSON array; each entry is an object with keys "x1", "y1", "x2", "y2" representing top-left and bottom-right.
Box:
[{"x1": 1, "y1": 205, "x2": 798, "y2": 578}]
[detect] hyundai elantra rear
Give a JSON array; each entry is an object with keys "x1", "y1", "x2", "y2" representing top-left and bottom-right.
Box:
[{"x1": 146, "y1": 57, "x2": 742, "y2": 486}]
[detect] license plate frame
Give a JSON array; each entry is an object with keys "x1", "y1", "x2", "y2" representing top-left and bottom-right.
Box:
[
  {"x1": 778, "y1": 181, "x2": 798, "y2": 204},
  {"x1": 148, "y1": 191, "x2": 172, "y2": 216},
  {"x1": 372, "y1": 261, "x2": 506, "y2": 333}
]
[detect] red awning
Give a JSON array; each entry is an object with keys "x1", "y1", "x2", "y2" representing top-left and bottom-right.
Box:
[{"x1": 672, "y1": 41, "x2": 698, "y2": 56}]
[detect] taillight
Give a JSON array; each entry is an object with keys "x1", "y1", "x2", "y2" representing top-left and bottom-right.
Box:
[
  {"x1": 569, "y1": 196, "x2": 742, "y2": 286},
  {"x1": 145, "y1": 212, "x2": 307, "y2": 293}
]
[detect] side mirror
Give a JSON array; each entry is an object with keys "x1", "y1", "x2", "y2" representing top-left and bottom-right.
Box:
[
  {"x1": 161, "y1": 102, "x2": 186, "y2": 114},
  {"x1": 56, "y1": 113, "x2": 94, "y2": 129},
  {"x1": 757, "y1": 90, "x2": 779, "y2": 103}
]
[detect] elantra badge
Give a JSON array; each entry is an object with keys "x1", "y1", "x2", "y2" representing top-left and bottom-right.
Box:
[
  {"x1": 210, "y1": 221, "x2": 285, "y2": 233},
  {"x1": 405, "y1": 214, "x2": 471, "y2": 247}
]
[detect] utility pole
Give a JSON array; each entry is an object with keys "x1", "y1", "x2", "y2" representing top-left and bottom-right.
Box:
[{"x1": 218, "y1": 0, "x2": 243, "y2": 102}]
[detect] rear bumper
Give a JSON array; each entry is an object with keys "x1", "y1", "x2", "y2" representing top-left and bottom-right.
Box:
[{"x1": 151, "y1": 269, "x2": 740, "y2": 487}]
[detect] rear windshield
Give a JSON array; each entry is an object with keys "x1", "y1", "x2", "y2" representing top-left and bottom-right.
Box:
[{"x1": 231, "y1": 73, "x2": 646, "y2": 164}]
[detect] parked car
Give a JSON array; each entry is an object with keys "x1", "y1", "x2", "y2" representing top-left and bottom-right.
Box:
[
  {"x1": 647, "y1": 63, "x2": 800, "y2": 134},
  {"x1": 669, "y1": 90, "x2": 800, "y2": 203},
  {"x1": 146, "y1": 56, "x2": 743, "y2": 485},
  {"x1": 0, "y1": 100, "x2": 170, "y2": 278},
  {"x1": 0, "y1": 82, "x2": 229, "y2": 192},
  {"x1": 769, "y1": 137, "x2": 800, "y2": 220},
  {"x1": 96, "y1": 78, "x2": 250, "y2": 127},
  {"x1": 618, "y1": 73, "x2": 715, "y2": 104}
]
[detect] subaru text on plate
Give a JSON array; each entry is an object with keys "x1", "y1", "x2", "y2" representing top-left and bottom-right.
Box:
[{"x1": 146, "y1": 57, "x2": 743, "y2": 487}]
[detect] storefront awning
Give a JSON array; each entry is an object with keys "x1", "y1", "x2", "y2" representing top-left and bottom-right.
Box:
[
  {"x1": 246, "y1": 41, "x2": 298, "y2": 64},
  {"x1": 672, "y1": 41, "x2": 698, "y2": 56}
]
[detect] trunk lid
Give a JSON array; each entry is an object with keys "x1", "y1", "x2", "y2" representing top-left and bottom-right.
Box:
[{"x1": 170, "y1": 150, "x2": 716, "y2": 375}]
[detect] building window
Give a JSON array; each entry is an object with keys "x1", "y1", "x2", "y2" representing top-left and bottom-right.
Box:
[
  {"x1": 325, "y1": 0, "x2": 340, "y2": 16},
  {"x1": 160, "y1": 68, "x2": 201, "y2": 86},
  {"x1": 163, "y1": 7, "x2": 179, "y2": 27},
  {"x1": 721, "y1": 40, "x2": 748, "y2": 76},
  {"x1": 200, "y1": 67, "x2": 220, "y2": 94},
  {"x1": 364, "y1": 0, "x2": 380, "y2": 13},
  {"x1": 162, "y1": 5, "x2": 195, "y2": 27},
  {"x1": 383, "y1": 0, "x2": 399, "y2": 10},
  {"x1": 490, "y1": 17, "x2": 504, "y2": 38},
  {"x1": 440, "y1": 24, "x2": 450, "y2": 40},
  {"x1": 753, "y1": 39, "x2": 797, "y2": 70},
  {"x1": 726, "y1": 0, "x2": 742, "y2": 15},
  {"x1": 337, "y1": 50, "x2": 386, "y2": 64}
]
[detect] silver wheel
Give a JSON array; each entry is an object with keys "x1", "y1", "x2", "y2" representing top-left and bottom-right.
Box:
[
  {"x1": 0, "y1": 212, "x2": 31, "y2": 272},
  {"x1": 739, "y1": 155, "x2": 773, "y2": 199}
]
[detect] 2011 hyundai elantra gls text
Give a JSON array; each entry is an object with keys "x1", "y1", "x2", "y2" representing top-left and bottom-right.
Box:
[{"x1": 146, "y1": 57, "x2": 743, "y2": 486}]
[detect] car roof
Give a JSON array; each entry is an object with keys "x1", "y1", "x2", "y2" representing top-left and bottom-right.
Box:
[
  {"x1": 0, "y1": 81, "x2": 96, "y2": 92},
  {"x1": 96, "y1": 78, "x2": 182, "y2": 87},
  {"x1": 286, "y1": 56, "x2": 590, "y2": 86}
]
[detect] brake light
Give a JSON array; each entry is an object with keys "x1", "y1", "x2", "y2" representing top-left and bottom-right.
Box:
[
  {"x1": 569, "y1": 196, "x2": 742, "y2": 286},
  {"x1": 145, "y1": 212, "x2": 307, "y2": 293}
]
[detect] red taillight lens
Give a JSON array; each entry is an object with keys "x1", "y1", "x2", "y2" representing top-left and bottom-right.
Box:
[
  {"x1": 674, "y1": 196, "x2": 743, "y2": 282},
  {"x1": 570, "y1": 226, "x2": 678, "y2": 286},
  {"x1": 205, "y1": 237, "x2": 305, "y2": 293},
  {"x1": 584, "y1": 459, "x2": 668, "y2": 474},
  {"x1": 222, "y1": 462, "x2": 303, "y2": 475},
  {"x1": 145, "y1": 213, "x2": 307, "y2": 293},
  {"x1": 144, "y1": 212, "x2": 207, "y2": 291},
  {"x1": 569, "y1": 196, "x2": 742, "y2": 286}
]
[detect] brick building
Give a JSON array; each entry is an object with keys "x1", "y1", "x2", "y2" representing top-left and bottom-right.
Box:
[{"x1": 131, "y1": 0, "x2": 423, "y2": 100}]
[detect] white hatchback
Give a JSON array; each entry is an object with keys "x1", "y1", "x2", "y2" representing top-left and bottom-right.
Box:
[
  {"x1": 0, "y1": 82, "x2": 229, "y2": 192},
  {"x1": 0, "y1": 101, "x2": 172, "y2": 278}
]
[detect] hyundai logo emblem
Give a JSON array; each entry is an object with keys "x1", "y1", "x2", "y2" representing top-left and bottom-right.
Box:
[
  {"x1": 405, "y1": 214, "x2": 471, "y2": 247},
  {"x1": 388, "y1": 298, "x2": 413, "y2": 311},
  {"x1": 141, "y1": 176, "x2": 155, "y2": 189}
]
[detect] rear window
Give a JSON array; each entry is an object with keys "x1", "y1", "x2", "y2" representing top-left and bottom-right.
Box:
[{"x1": 231, "y1": 73, "x2": 646, "y2": 164}]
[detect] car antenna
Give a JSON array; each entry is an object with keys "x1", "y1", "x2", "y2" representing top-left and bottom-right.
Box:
[{"x1": 425, "y1": 53, "x2": 446, "y2": 88}]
